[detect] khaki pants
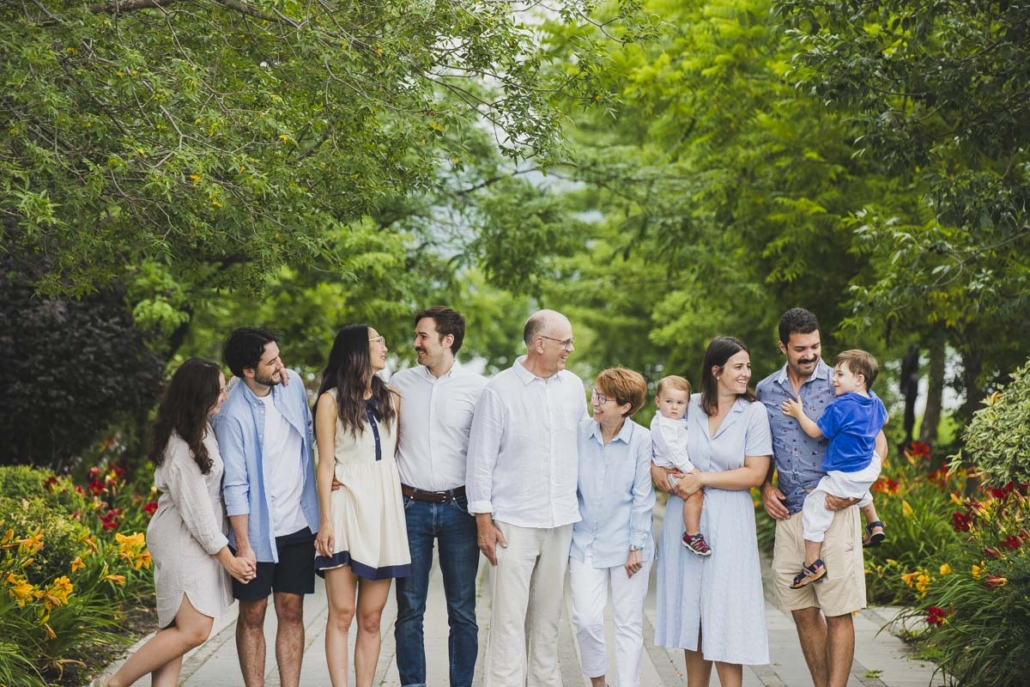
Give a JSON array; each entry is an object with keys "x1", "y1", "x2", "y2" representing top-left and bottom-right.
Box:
[{"x1": 484, "y1": 521, "x2": 573, "y2": 687}]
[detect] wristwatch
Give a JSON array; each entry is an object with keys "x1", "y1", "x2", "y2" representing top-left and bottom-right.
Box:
[{"x1": 629, "y1": 544, "x2": 642, "y2": 551}]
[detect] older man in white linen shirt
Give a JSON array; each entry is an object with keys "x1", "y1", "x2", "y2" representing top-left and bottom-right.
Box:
[
  {"x1": 390, "y1": 306, "x2": 487, "y2": 687},
  {"x1": 466, "y1": 309, "x2": 587, "y2": 687}
]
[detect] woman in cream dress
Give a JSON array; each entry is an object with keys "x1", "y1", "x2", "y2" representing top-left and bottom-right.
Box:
[
  {"x1": 314, "y1": 325, "x2": 410, "y2": 687},
  {"x1": 93, "y1": 359, "x2": 254, "y2": 687}
]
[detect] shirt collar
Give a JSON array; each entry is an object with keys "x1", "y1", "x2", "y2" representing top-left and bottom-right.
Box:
[
  {"x1": 774, "y1": 359, "x2": 832, "y2": 388},
  {"x1": 587, "y1": 418, "x2": 634, "y2": 445},
  {"x1": 416, "y1": 360, "x2": 462, "y2": 382},
  {"x1": 513, "y1": 355, "x2": 564, "y2": 385},
  {"x1": 232, "y1": 376, "x2": 279, "y2": 407}
]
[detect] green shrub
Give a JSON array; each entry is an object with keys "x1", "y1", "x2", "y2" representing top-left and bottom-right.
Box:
[{"x1": 957, "y1": 358, "x2": 1030, "y2": 485}]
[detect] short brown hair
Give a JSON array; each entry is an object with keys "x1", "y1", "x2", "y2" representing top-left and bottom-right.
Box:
[
  {"x1": 595, "y1": 367, "x2": 647, "y2": 417},
  {"x1": 414, "y1": 306, "x2": 466, "y2": 355},
  {"x1": 834, "y1": 349, "x2": 879, "y2": 389},
  {"x1": 656, "y1": 375, "x2": 691, "y2": 398}
]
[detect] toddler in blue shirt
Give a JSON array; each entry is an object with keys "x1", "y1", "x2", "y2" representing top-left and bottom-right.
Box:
[{"x1": 781, "y1": 349, "x2": 888, "y2": 588}]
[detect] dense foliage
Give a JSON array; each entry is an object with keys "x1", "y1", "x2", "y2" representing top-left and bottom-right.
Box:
[
  {"x1": 959, "y1": 359, "x2": 1030, "y2": 486},
  {"x1": 0, "y1": 262, "x2": 163, "y2": 469}
]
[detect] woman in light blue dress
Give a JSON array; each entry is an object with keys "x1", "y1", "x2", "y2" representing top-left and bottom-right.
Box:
[{"x1": 652, "y1": 337, "x2": 772, "y2": 687}]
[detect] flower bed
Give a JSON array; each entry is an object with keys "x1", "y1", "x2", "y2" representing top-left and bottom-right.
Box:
[{"x1": 0, "y1": 461, "x2": 156, "y2": 687}]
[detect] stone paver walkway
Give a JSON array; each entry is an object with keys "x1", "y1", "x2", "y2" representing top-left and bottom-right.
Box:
[{"x1": 97, "y1": 504, "x2": 943, "y2": 686}]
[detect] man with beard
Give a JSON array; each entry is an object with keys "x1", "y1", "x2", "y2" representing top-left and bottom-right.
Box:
[
  {"x1": 756, "y1": 309, "x2": 887, "y2": 687},
  {"x1": 213, "y1": 327, "x2": 319, "y2": 687},
  {"x1": 389, "y1": 306, "x2": 487, "y2": 687},
  {"x1": 467, "y1": 309, "x2": 587, "y2": 686}
]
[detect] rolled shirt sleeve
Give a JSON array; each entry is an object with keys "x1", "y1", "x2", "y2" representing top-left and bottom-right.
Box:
[
  {"x1": 163, "y1": 438, "x2": 229, "y2": 556},
  {"x1": 630, "y1": 432, "x2": 656, "y2": 550},
  {"x1": 213, "y1": 414, "x2": 250, "y2": 518},
  {"x1": 465, "y1": 387, "x2": 504, "y2": 515}
]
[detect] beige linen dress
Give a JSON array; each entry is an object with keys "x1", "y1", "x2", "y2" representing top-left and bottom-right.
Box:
[
  {"x1": 147, "y1": 430, "x2": 233, "y2": 627},
  {"x1": 314, "y1": 396, "x2": 411, "y2": 580}
]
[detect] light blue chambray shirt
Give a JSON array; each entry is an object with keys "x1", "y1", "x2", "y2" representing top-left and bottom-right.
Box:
[
  {"x1": 755, "y1": 359, "x2": 835, "y2": 515},
  {"x1": 212, "y1": 369, "x2": 319, "y2": 562},
  {"x1": 571, "y1": 417, "x2": 656, "y2": 569}
]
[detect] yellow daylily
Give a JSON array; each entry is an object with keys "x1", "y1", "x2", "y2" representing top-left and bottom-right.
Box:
[
  {"x1": 939, "y1": 564, "x2": 953, "y2": 576},
  {"x1": 104, "y1": 574, "x2": 126, "y2": 586},
  {"x1": 972, "y1": 561, "x2": 985, "y2": 579},
  {"x1": 5, "y1": 572, "x2": 39, "y2": 606},
  {"x1": 71, "y1": 557, "x2": 85, "y2": 573},
  {"x1": 901, "y1": 571, "x2": 920, "y2": 587},
  {"x1": 42, "y1": 576, "x2": 73, "y2": 609},
  {"x1": 901, "y1": 500, "x2": 913, "y2": 518},
  {"x1": 916, "y1": 573, "x2": 932, "y2": 595}
]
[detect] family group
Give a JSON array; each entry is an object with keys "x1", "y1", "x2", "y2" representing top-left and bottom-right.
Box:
[{"x1": 89, "y1": 306, "x2": 889, "y2": 687}]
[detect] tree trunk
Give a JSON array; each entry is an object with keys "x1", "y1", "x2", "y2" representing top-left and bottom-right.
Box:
[{"x1": 918, "y1": 330, "x2": 946, "y2": 446}]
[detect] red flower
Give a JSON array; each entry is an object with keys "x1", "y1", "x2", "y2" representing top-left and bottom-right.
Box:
[
  {"x1": 102, "y1": 521, "x2": 119, "y2": 530},
  {"x1": 985, "y1": 575, "x2": 1008, "y2": 589},
  {"x1": 984, "y1": 546, "x2": 1003, "y2": 560},
  {"x1": 909, "y1": 442, "x2": 932, "y2": 459},
  {"x1": 927, "y1": 606, "x2": 947, "y2": 627},
  {"x1": 950, "y1": 512, "x2": 972, "y2": 532},
  {"x1": 999, "y1": 535, "x2": 1022, "y2": 549},
  {"x1": 143, "y1": 501, "x2": 159, "y2": 516}
]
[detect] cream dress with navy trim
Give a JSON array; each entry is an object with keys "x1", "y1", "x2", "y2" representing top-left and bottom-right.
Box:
[{"x1": 314, "y1": 396, "x2": 411, "y2": 580}]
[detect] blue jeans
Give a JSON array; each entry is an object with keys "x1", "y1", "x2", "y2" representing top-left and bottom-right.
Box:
[{"x1": 395, "y1": 494, "x2": 480, "y2": 687}]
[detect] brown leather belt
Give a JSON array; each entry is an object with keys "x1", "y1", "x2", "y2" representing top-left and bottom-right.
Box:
[{"x1": 401, "y1": 484, "x2": 466, "y2": 504}]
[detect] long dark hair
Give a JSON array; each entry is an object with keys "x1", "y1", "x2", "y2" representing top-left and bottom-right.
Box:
[
  {"x1": 150, "y1": 358, "x2": 222, "y2": 474},
  {"x1": 316, "y1": 324, "x2": 397, "y2": 436},
  {"x1": 700, "y1": 336, "x2": 756, "y2": 416}
]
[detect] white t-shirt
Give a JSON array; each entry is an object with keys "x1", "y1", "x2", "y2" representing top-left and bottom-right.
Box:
[{"x1": 260, "y1": 395, "x2": 309, "y2": 536}]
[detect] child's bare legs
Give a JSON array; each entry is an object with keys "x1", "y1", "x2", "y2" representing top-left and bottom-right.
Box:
[
  {"x1": 682, "y1": 491, "x2": 703, "y2": 536},
  {"x1": 803, "y1": 539, "x2": 822, "y2": 568},
  {"x1": 861, "y1": 502, "x2": 885, "y2": 545}
]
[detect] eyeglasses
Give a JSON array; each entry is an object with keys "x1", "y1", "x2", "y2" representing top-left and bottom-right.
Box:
[
  {"x1": 539, "y1": 335, "x2": 576, "y2": 351},
  {"x1": 591, "y1": 387, "x2": 609, "y2": 404},
  {"x1": 369, "y1": 336, "x2": 386, "y2": 346}
]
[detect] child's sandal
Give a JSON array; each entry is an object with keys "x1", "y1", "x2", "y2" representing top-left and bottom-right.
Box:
[
  {"x1": 863, "y1": 520, "x2": 886, "y2": 548},
  {"x1": 790, "y1": 559, "x2": 827, "y2": 589}
]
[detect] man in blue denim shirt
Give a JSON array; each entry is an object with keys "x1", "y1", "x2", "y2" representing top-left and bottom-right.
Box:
[
  {"x1": 756, "y1": 309, "x2": 886, "y2": 687},
  {"x1": 213, "y1": 328, "x2": 319, "y2": 687}
]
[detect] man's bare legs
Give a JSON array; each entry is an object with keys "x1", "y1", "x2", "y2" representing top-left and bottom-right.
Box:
[
  {"x1": 273, "y1": 591, "x2": 306, "y2": 687},
  {"x1": 237, "y1": 598, "x2": 269, "y2": 687},
  {"x1": 791, "y1": 607, "x2": 854, "y2": 687}
]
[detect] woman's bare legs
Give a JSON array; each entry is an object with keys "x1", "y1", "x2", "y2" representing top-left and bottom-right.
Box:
[
  {"x1": 324, "y1": 566, "x2": 358, "y2": 686},
  {"x1": 105, "y1": 595, "x2": 213, "y2": 687},
  {"x1": 353, "y1": 577, "x2": 391, "y2": 687}
]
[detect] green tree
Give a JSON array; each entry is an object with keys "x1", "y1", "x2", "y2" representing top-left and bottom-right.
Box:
[{"x1": 779, "y1": 0, "x2": 1030, "y2": 420}]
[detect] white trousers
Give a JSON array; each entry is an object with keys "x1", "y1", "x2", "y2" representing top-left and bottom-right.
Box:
[
  {"x1": 802, "y1": 454, "x2": 881, "y2": 543},
  {"x1": 484, "y1": 521, "x2": 573, "y2": 687},
  {"x1": 569, "y1": 556, "x2": 652, "y2": 687}
]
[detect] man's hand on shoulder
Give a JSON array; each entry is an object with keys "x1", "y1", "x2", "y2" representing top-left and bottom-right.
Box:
[
  {"x1": 475, "y1": 513, "x2": 506, "y2": 566},
  {"x1": 761, "y1": 482, "x2": 789, "y2": 521}
]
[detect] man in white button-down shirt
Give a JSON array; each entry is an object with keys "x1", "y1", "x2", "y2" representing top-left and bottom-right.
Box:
[
  {"x1": 466, "y1": 309, "x2": 588, "y2": 687},
  {"x1": 390, "y1": 307, "x2": 487, "y2": 687}
]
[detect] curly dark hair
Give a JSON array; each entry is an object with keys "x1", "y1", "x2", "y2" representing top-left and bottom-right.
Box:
[
  {"x1": 150, "y1": 358, "x2": 223, "y2": 475},
  {"x1": 316, "y1": 325, "x2": 397, "y2": 437},
  {"x1": 777, "y1": 308, "x2": 819, "y2": 345},
  {"x1": 223, "y1": 327, "x2": 277, "y2": 378}
]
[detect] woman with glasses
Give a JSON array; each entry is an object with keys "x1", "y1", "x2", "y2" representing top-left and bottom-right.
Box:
[
  {"x1": 313, "y1": 325, "x2": 411, "y2": 687},
  {"x1": 92, "y1": 359, "x2": 255, "y2": 687},
  {"x1": 569, "y1": 367, "x2": 655, "y2": 687},
  {"x1": 652, "y1": 337, "x2": 772, "y2": 687}
]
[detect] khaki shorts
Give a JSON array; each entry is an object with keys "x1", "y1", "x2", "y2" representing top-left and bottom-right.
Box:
[{"x1": 772, "y1": 508, "x2": 866, "y2": 617}]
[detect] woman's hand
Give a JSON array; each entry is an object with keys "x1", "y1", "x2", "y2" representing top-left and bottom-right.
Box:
[
  {"x1": 315, "y1": 522, "x2": 335, "y2": 558},
  {"x1": 225, "y1": 555, "x2": 256, "y2": 584},
  {"x1": 625, "y1": 549, "x2": 643, "y2": 578},
  {"x1": 675, "y1": 469, "x2": 705, "y2": 498}
]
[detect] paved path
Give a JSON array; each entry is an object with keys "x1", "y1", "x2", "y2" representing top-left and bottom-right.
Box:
[{"x1": 98, "y1": 505, "x2": 943, "y2": 686}]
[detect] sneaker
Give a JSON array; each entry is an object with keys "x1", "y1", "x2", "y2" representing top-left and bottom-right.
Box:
[
  {"x1": 682, "y1": 532, "x2": 713, "y2": 556},
  {"x1": 791, "y1": 559, "x2": 827, "y2": 589},
  {"x1": 863, "y1": 520, "x2": 886, "y2": 548}
]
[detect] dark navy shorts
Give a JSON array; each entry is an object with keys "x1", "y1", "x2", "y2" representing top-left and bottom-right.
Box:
[{"x1": 232, "y1": 527, "x2": 316, "y2": 601}]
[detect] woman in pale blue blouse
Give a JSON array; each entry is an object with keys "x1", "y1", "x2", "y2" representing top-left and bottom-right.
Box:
[{"x1": 570, "y1": 367, "x2": 656, "y2": 687}]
